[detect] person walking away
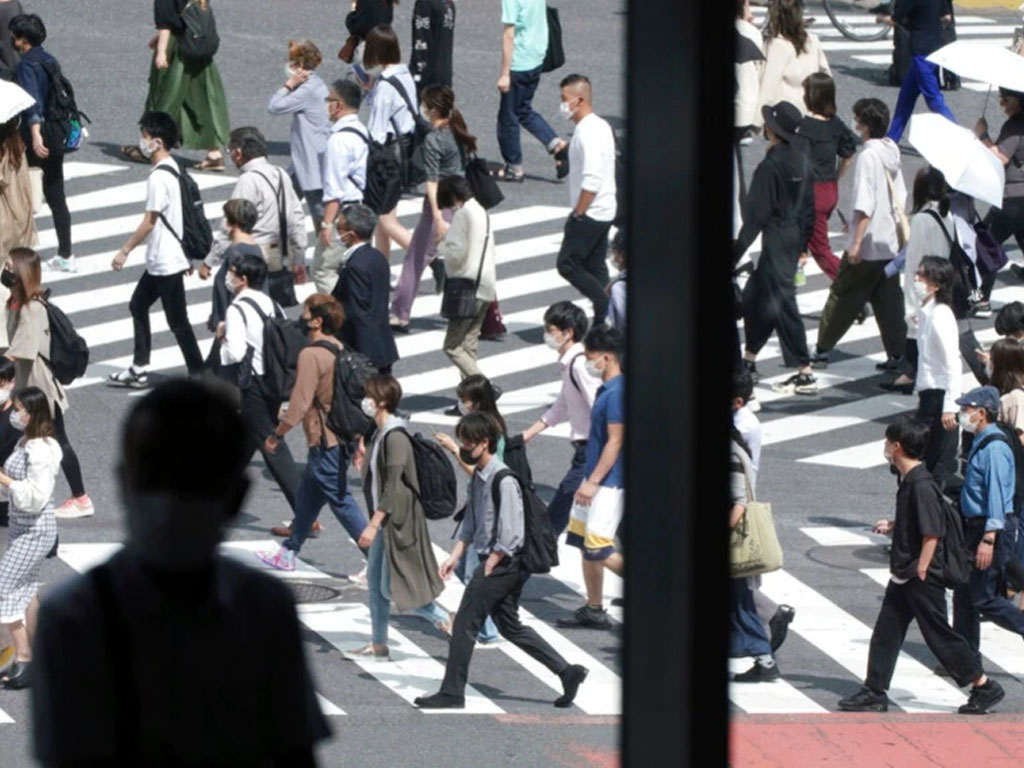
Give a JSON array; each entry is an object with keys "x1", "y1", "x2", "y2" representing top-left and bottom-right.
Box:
[
  {"x1": 107, "y1": 112, "x2": 204, "y2": 387},
  {"x1": 560, "y1": 324, "x2": 625, "y2": 629},
  {"x1": 799, "y1": 72, "x2": 857, "y2": 282},
  {"x1": 495, "y1": 0, "x2": 568, "y2": 181},
  {"x1": 0, "y1": 117, "x2": 37, "y2": 292},
  {"x1": 555, "y1": 74, "x2": 617, "y2": 326},
  {"x1": 436, "y1": 176, "x2": 496, "y2": 379},
  {"x1": 975, "y1": 88, "x2": 1024, "y2": 311},
  {"x1": 31, "y1": 381, "x2": 331, "y2": 764},
  {"x1": 389, "y1": 83, "x2": 475, "y2": 332},
  {"x1": 838, "y1": 416, "x2": 1005, "y2": 714},
  {"x1": 331, "y1": 204, "x2": 399, "y2": 375},
  {"x1": 257, "y1": 294, "x2": 371, "y2": 579},
  {"x1": 0, "y1": 387, "x2": 59, "y2": 690},
  {"x1": 756, "y1": 0, "x2": 830, "y2": 125},
  {"x1": 206, "y1": 198, "x2": 264, "y2": 341},
  {"x1": 268, "y1": 40, "x2": 331, "y2": 236},
  {"x1": 733, "y1": 101, "x2": 817, "y2": 395},
  {"x1": 881, "y1": 0, "x2": 956, "y2": 143},
  {"x1": 605, "y1": 229, "x2": 626, "y2": 333},
  {"x1": 352, "y1": 374, "x2": 452, "y2": 659},
  {"x1": 317, "y1": 80, "x2": 369, "y2": 293},
  {"x1": 10, "y1": 14, "x2": 74, "y2": 273},
  {"x1": 3, "y1": 248, "x2": 91, "y2": 519},
  {"x1": 410, "y1": 0, "x2": 455, "y2": 94},
  {"x1": 216, "y1": 250, "x2": 303, "y2": 512},
  {"x1": 811, "y1": 99, "x2": 907, "y2": 370},
  {"x1": 121, "y1": 0, "x2": 229, "y2": 172},
  {"x1": 361, "y1": 24, "x2": 415, "y2": 260},
  {"x1": 521, "y1": 301, "x2": 600, "y2": 534},
  {"x1": 414, "y1": 411, "x2": 589, "y2": 709},
  {"x1": 0, "y1": 0, "x2": 24, "y2": 81}
]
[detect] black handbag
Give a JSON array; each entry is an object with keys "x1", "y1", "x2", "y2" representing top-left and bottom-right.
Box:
[
  {"x1": 441, "y1": 213, "x2": 490, "y2": 320},
  {"x1": 465, "y1": 155, "x2": 504, "y2": 210},
  {"x1": 267, "y1": 269, "x2": 298, "y2": 308}
]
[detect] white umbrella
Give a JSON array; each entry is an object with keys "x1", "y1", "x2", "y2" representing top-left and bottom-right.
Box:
[
  {"x1": 908, "y1": 113, "x2": 1005, "y2": 209},
  {"x1": 0, "y1": 80, "x2": 34, "y2": 124},
  {"x1": 927, "y1": 40, "x2": 1024, "y2": 93}
]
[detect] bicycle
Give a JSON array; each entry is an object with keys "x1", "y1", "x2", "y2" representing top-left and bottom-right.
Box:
[{"x1": 758, "y1": 0, "x2": 891, "y2": 43}]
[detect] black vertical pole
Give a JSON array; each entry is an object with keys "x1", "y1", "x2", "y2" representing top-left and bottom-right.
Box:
[{"x1": 624, "y1": 0, "x2": 732, "y2": 765}]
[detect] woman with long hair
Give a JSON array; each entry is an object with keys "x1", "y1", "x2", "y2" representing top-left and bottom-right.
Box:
[
  {"x1": 0, "y1": 386, "x2": 61, "y2": 689},
  {"x1": 757, "y1": 0, "x2": 830, "y2": 123},
  {"x1": 3, "y1": 248, "x2": 91, "y2": 519},
  {"x1": 389, "y1": 83, "x2": 476, "y2": 332},
  {"x1": 990, "y1": 338, "x2": 1024, "y2": 436},
  {"x1": 121, "y1": 0, "x2": 230, "y2": 171},
  {"x1": 0, "y1": 117, "x2": 35, "y2": 263}
]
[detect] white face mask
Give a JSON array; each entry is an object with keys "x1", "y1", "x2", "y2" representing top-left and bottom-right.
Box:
[
  {"x1": 138, "y1": 136, "x2": 158, "y2": 159},
  {"x1": 913, "y1": 280, "x2": 933, "y2": 301},
  {"x1": 883, "y1": 442, "x2": 894, "y2": 465},
  {"x1": 457, "y1": 400, "x2": 472, "y2": 416},
  {"x1": 958, "y1": 410, "x2": 979, "y2": 433},
  {"x1": 585, "y1": 357, "x2": 604, "y2": 379},
  {"x1": 543, "y1": 331, "x2": 562, "y2": 351},
  {"x1": 559, "y1": 99, "x2": 576, "y2": 121},
  {"x1": 285, "y1": 63, "x2": 298, "y2": 78},
  {"x1": 420, "y1": 106, "x2": 432, "y2": 121},
  {"x1": 9, "y1": 409, "x2": 26, "y2": 431},
  {"x1": 0, "y1": 389, "x2": 11, "y2": 407},
  {"x1": 360, "y1": 397, "x2": 378, "y2": 418},
  {"x1": 225, "y1": 272, "x2": 243, "y2": 294},
  {"x1": 367, "y1": 64, "x2": 384, "y2": 80}
]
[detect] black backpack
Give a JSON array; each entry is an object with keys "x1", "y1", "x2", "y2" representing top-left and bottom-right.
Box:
[
  {"x1": 233, "y1": 297, "x2": 308, "y2": 403},
  {"x1": 39, "y1": 58, "x2": 89, "y2": 154},
  {"x1": 155, "y1": 164, "x2": 214, "y2": 263},
  {"x1": 939, "y1": 494, "x2": 971, "y2": 588},
  {"x1": 490, "y1": 469, "x2": 559, "y2": 574},
  {"x1": 542, "y1": 6, "x2": 565, "y2": 74},
  {"x1": 339, "y1": 127, "x2": 403, "y2": 216},
  {"x1": 382, "y1": 76, "x2": 431, "y2": 190},
  {"x1": 924, "y1": 210, "x2": 975, "y2": 320},
  {"x1": 178, "y1": 0, "x2": 220, "y2": 61},
  {"x1": 39, "y1": 296, "x2": 89, "y2": 386},
  {"x1": 312, "y1": 340, "x2": 377, "y2": 443},
  {"x1": 973, "y1": 419, "x2": 1024, "y2": 518},
  {"x1": 381, "y1": 427, "x2": 458, "y2": 520},
  {"x1": 502, "y1": 433, "x2": 535, "y2": 491}
]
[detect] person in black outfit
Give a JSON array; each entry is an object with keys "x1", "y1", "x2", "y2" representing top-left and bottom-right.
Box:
[
  {"x1": 734, "y1": 101, "x2": 818, "y2": 395},
  {"x1": 410, "y1": 0, "x2": 455, "y2": 94},
  {"x1": 0, "y1": 360, "x2": 19, "y2": 528},
  {"x1": 31, "y1": 381, "x2": 331, "y2": 765},
  {"x1": 838, "y1": 416, "x2": 1006, "y2": 715},
  {"x1": 345, "y1": 0, "x2": 396, "y2": 43},
  {"x1": 331, "y1": 204, "x2": 400, "y2": 375}
]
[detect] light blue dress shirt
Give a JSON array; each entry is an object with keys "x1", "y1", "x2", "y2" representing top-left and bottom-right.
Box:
[{"x1": 268, "y1": 72, "x2": 331, "y2": 192}]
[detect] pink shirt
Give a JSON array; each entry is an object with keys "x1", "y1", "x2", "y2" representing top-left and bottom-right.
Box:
[{"x1": 541, "y1": 343, "x2": 601, "y2": 441}]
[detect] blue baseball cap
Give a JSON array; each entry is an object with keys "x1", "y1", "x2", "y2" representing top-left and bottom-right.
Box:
[{"x1": 955, "y1": 385, "x2": 1001, "y2": 413}]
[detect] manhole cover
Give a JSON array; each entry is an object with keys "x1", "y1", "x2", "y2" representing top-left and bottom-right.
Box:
[{"x1": 289, "y1": 581, "x2": 343, "y2": 604}]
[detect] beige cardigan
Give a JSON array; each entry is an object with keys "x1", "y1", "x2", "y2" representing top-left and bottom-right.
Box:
[
  {"x1": 756, "y1": 32, "x2": 831, "y2": 125},
  {"x1": 436, "y1": 198, "x2": 497, "y2": 303}
]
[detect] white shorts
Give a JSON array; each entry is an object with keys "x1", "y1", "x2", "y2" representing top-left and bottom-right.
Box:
[{"x1": 567, "y1": 486, "x2": 623, "y2": 561}]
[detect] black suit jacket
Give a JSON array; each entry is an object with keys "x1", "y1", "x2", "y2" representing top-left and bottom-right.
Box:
[{"x1": 333, "y1": 243, "x2": 399, "y2": 369}]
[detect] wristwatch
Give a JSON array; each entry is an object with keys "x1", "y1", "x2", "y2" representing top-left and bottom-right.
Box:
[{"x1": 982, "y1": 537, "x2": 995, "y2": 545}]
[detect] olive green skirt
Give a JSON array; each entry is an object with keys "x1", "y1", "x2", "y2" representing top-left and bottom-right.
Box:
[{"x1": 145, "y1": 36, "x2": 230, "y2": 151}]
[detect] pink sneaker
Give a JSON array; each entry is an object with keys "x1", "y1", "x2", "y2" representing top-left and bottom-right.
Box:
[
  {"x1": 55, "y1": 495, "x2": 95, "y2": 519},
  {"x1": 256, "y1": 546, "x2": 296, "y2": 572}
]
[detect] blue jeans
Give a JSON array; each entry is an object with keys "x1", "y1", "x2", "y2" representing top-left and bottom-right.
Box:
[
  {"x1": 284, "y1": 445, "x2": 368, "y2": 554},
  {"x1": 548, "y1": 441, "x2": 588, "y2": 535},
  {"x1": 496, "y1": 65, "x2": 559, "y2": 167},
  {"x1": 455, "y1": 542, "x2": 499, "y2": 642},
  {"x1": 366, "y1": 533, "x2": 449, "y2": 646},
  {"x1": 887, "y1": 56, "x2": 956, "y2": 143},
  {"x1": 728, "y1": 578, "x2": 771, "y2": 658}
]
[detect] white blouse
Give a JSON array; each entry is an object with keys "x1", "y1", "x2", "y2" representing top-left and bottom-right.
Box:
[{"x1": 0, "y1": 437, "x2": 62, "y2": 514}]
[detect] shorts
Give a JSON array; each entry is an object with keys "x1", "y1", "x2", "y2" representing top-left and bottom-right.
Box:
[{"x1": 567, "y1": 486, "x2": 624, "y2": 561}]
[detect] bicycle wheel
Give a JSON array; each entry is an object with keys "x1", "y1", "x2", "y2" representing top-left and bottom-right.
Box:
[{"x1": 823, "y1": 0, "x2": 892, "y2": 42}]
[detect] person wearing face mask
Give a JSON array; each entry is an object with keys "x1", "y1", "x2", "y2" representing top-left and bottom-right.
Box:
[
  {"x1": 521, "y1": 301, "x2": 600, "y2": 534},
  {"x1": 988, "y1": 338, "x2": 1024, "y2": 567},
  {"x1": 258, "y1": 294, "x2": 371, "y2": 577},
  {"x1": 0, "y1": 116, "x2": 36, "y2": 309},
  {"x1": 352, "y1": 375, "x2": 451, "y2": 659},
  {"x1": 318, "y1": 80, "x2": 369, "y2": 260},
  {"x1": 331, "y1": 204, "x2": 398, "y2": 374},
  {"x1": 555, "y1": 74, "x2": 617, "y2": 326},
  {"x1": 31, "y1": 380, "x2": 331, "y2": 763},
  {"x1": 0, "y1": 387, "x2": 60, "y2": 690},
  {"x1": 415, "y1": 411, "x2": 589, "y2": 709},
  {"x1": 911, "y1": 256, "x2": 961, "y2": 490},
  {"x1": 950, "y1": 386, "x2": 1024, "y2": 665},
  {"x1": 206, "y1": 198, "x2": 263, "y2": 332},
  {"x1": 410, "y1": 0, "x2": 455, "y2": 94},
  {"x1": 838, "y1": 416, "x2": 1005, "y2": 714},
  {"x1": 560, "y1": 324, "x2": 625, "y2": 630},
  {"x1": 435, "y1": 176, "x2": 496, "y2": 379}
]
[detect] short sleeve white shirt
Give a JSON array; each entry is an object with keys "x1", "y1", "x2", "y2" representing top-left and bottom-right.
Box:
[
  {"x1": 220, "y1": 288, "x2": 277, "y2": 376},
  {"x1": 144, "y1": 158, "x2": 191, "y2": 276}
]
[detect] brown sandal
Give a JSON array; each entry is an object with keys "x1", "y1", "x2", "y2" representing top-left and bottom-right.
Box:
[
  {"x1": 195, "y1": 155, "x2": 226, "y2": 172},
  {"x1": 120, "y1": 144, "x2": 148, "y2": 164}
]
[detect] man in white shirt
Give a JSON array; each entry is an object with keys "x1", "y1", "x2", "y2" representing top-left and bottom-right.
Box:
[
  {"x1": 217, "y1": 250, "x2": 303, "y2": 512},
  {"x1": 522, "y1": 301, "x2": 601, "y2": 533},
  {"x1": 555, "y1": 74, "x2": 617, "y2": 325},
  {"x1": 108, "y1": 112, "x2": 204, "y2": 388},
  {"x1": 320, "y1": 79, "x2": 369, "y2": 247}
]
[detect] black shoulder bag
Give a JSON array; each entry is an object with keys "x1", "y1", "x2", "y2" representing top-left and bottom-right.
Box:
[{"x1": 440, "y1": 213, "x2": 490, "y2": 319}]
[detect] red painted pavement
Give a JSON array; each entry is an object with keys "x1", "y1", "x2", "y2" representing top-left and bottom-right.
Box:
[{"x1": 731, "y1": 714, "x2": 1024, "y2": 768}]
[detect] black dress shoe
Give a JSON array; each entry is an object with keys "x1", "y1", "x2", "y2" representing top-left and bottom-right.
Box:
[
  {"x1": 879, "y1": 380, "x2": 914, "y2": 394},
  {"x1": 875, "y1": 357, "x2": 900, "y2": 372},
  {"x1": 414, "y1": 692, "x2": 465, "y2": 709},
  {"x1": 769, "y1": 605, "x2": 795, "y2": 654},
  {"x1": 1, "y1": 660, "x2": 31, "y2": 690},
  {"x1": 444, "y1": 404, "x2": 462, "y2": 417},
  {"x1": 555, "y1": 664, "x2": 590, "y2": 708}
]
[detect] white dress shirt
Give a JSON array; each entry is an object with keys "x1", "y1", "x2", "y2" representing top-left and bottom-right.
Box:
[
  {"x1": 903, "y1": 203, "x2": 953, "y2": 341},
  {"x1": 220, "y1": 288, "x2": 277, "y2": 376},
  {"x1": 365, "y1": 64, "x2": 417, "y2": 144},
  {"x1": 144, "y1": 157, "x2": 190, "y2": 276},
  {"x1": 541, "y1": 342, "x2": 601, "y2": 441},
  {"x1": 916, "y1": 298, "x2": 962, "y2": 414},
  {"x1": 322, "y1": 115, "x2": 369, "y2": 205},
  {"x1": 568, "y1": 112, "x2": 617, "y2": 223}
]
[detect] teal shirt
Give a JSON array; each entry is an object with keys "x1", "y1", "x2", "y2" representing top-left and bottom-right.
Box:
[{"x1": 502, "y1": 0, "x2": 548, "y2": 72}]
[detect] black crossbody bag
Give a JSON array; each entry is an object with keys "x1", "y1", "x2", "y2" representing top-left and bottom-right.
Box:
[{"x1": 440, "y1": 213, "x2": 490, "y2": 319}]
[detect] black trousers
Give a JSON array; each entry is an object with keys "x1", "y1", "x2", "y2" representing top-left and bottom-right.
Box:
[
  {"x1": 916, "y1": 389, "x2": 958, "y2": 491},
  {"x1": 741, "y1": 254, "x2": 810, "y2": 366},
  {"x1": 556, "y1": 214, "x2": 611, "y2": 324},
  {"x1": 440, "y1": 556, "x2": 569, "y2": 697},
  {"x1": 865, "y1": 577, "x2": 983, "y2": 692},
  {"x1": 241, "y1": 377, "x2": 301, "y2": 511},
  {"x1": 981, "y1": 196, "x2": 1024, "y2": 301},
  {"x1": 27, "y1": 149, "x2": 72, "y2": 257},
  {"x1": 53, "y1": 405, "x2": 85, "y2": 498},
  {"x1": 130, "y1": 270, "x2": 204, "y2": 373}
]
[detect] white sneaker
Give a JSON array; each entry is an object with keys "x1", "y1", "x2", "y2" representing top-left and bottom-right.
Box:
[
  {"x1": 347, "y1": 566, "x2": 369, "y2": 587},
  {"x1": 45, "y1": 255, "x2": 77, "y2": 273},
  {"x1": 55, "y1": 495, "x2": 95, "y2": 519}
]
